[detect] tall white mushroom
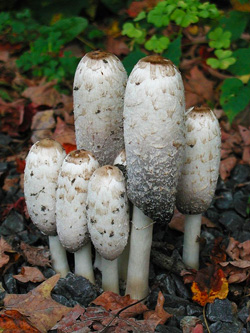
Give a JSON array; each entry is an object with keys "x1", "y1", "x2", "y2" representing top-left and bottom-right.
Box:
[
  {"x1": 56, "y1": 150, "x2": 99, "y2": 283},
  {"x1": 86, "y1": 165, "x2": 130, "y2": 293},
  {"x1": 123, "y1": 55, "x2": 185, "y2": 300},
  {"x1": 24, "y1": 138, "x2": 69, "y2": 277},
  {"x1": 176, "y1": 106, "x2": 221, "y2": 270},
  {"x1": 73, "y1": 50, "x2": 127, "y2": 166}
]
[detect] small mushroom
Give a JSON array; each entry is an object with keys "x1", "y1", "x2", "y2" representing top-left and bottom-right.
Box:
[
  {"x1": 73, "y1": 50, "x2": 127, "y2": 166},
  {"x1": 86, "y1": 165, "x2": 129, "y2": 293},
  {"x1": 24, "y1": 138, "x2": 69, "y2": 277},
  {"x1": 123, "y1": 55, "x2": 185, "y2": 299},
  {"x1": 176, "y1": 106, "x2": 221, "y2": 270},
  {"x1": 56, "y1": 150, "x2": 99, "y2": 283}
]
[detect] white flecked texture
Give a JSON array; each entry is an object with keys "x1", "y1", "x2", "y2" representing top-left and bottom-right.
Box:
[
  {"x1": 56, "y1": 150, "x2": 99, "y2": 252},
  {"x1": 123, "y1": 55, "x2": 185, "y2": 222},
  {"x1": 73, "y1": 51, "x2": 127, "y2": 166},
  {"x1": 24, "y1": 139, "x2": 66, "y2": 236},
  {"x1": 87, "y1": 165, "x2": 129, "y2": 261},
  {"x1": 176, "y1": 106, "x2": 221, "y2": 214}
]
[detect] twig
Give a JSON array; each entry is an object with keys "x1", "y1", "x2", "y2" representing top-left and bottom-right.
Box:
[{"x1": 203, "y1": 304, "x2": 211, "y2": 333}]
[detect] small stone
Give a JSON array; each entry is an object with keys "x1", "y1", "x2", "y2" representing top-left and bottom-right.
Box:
[
  {"x1": 215, "y1": 191, "x2": 234, "y2": 210},
  {"x1": 233, "y1": 190, "x2": 248, "y2": 217},
  {"x1": 231, "y1": 164, "x2": 250, "y2": 183},
  {"x1": 0, "y1": 211, "x2": 25, "y2": 236},
  {"x1": 206, "y1": 299, "x2": 233, "y2": 323},
  {"x1": 52, "y1": 272, "x2": 99, "y2": 307},
  {"x1": 186, "y1": 304, "x2": 203, "y2": 316},
  {"x1": 0, "y1": 162, "x2": 8, "y2": 173},
  {"x1": 0, "y1": 133, "x2": 11, "y2": 146},
  {"x1": 219, "y1": 211, "x2": 244, "y2": 233},
  {"x1": 238, "y1": 305, "x2": 249, "y2": 324},
  {"x1": 52, "y1": 294, "x2": 77, "y2": 307},
  {"x1": 165, "y1": 306, "x2": 186, "y2": 317},
  {"x1": 205, "y1": 208, "x2": 220, "y2": 223},
  {"x1": 3, "y1": 273, "x2": 18, "y2": 294},
  {"x1": 155, "y1": 325, "x2": 182, "y2": 333},
  {"x1": 156, "y1": 274, "x2": 176, "y2": 296},
  {"x1": 172, "y1": 274, "x2": 191, "y2": 300},
  {"x1": 209, "y1": 319, "x2": 243, "y2": 333}
]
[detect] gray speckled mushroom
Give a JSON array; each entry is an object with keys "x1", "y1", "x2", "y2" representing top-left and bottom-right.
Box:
[
  {"x1": 24, "y1": 138, "x2": 69, "y2": 277},
  {"x1": 73, "y1": 50, "x2": 127, "y2": 166},
  {"x1": 123, "y1": 55, "x2": 185, "y2": 300},
  {"x1": 86, "y1": 165, "x2": 129, "y2": 293},
  {"x1": 56, "y1": 150, "x2": 99, "y2": 283},
  {"x1": 176, "y1": 106, "x2": 221, "y2": 270}
]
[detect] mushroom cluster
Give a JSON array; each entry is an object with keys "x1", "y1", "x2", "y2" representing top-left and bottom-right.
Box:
[{"x1": 24, "y1": 51, "x2": 221, "y2": 299}]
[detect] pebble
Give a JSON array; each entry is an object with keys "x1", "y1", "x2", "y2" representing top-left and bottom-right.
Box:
[
  {"x1": 215, "y1": 190, "x2": 234, "y2": 210},
  {"x1": 231, "y1": 164, "x2": 250, "y2": 183},
  {"x1": 209, "y1": 319, "x2": 243, "y2": 333},
  {"x1": 238, "y1": 305, "x2": 249, "y2": 324},
  {"x1": 156, "y1": 325, "x2": 182, "y2": 332},
  {"x1": 233, "y1": 190, "x2": 248, "y2": 217},
  {"x1": 0, "y1": 210, "x2": 25, "y2": 236},
  {"x1": 219, "y1": 210, "x2": 244, "y2": 233},
  {"x1": 3, "y1": 273, "x2": 18, "y2": 294},
  {"x1": 52, "y1": 272, "x2": 99, "y2": 308},
  {"x1": 186, "y1": 304, "x2": 203, "y2": 317},
  {"x1": 206, "y1": 299, "x2": 233, "y2": 322}
]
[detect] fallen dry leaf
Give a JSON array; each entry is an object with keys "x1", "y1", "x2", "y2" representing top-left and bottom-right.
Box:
[
  {"x1": 0, "y1": 237, "x2": 14, "y2": 268},
  {"x1": 143, "y1": 291, "x2": 172, "y2": 326},
  {"x1": 238, "y1": 125, "x2": 250, "y2": 145},
  {"x1": 0, "y1": 309, "x2": 40, "y2": 333},
  {"x1": 106, "y1": 36, "x2": 130, "y2": 56},
  {"x1": 22, "y1": 80, "x2": 62, "y2": 107},
  {"x1": 62, "y1": 143, "x2": 77, "y2": 154},
  {"x1": 13, "y1": 266, "x2": 46, "y2": 283},
  {"x1": 226, "y1": 237, "x2": 240, "y2": 260},
  {"x1": 20, "y1": 242, "x2": 51, "y2": 267},
  {"x1": 210, "y1": 237, "x2": 227, "y2": 264},
  {"x1": 183, "y1": 66, "x2": 215, "y2": 108},
  {"x1": 92, "y1": 291, "x2": 148, "y2": 318},
  {"x1": 52, "y1": 116, "x2": 76, "y2": 146},
  {"x1": 4, "y1": 274, "x2": 70, "y2": 333},
  {"x1": 219, "y1": 156, "x2": 238, "y2": 180},
  {"x1": 191, "y1": 266, "x2": 229, "y2": 306},
  {"x1": 31, "y1": 110, "x2": 56, "y2": 143},
  {"x1": 219, "y1": 260, "x2": 250, "y2": 283}
]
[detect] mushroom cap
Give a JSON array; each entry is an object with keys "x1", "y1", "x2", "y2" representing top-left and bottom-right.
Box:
[
  {"x1": 24, "y1": 138, "x2": 66, "y2": 236},
  {"x1": 123, "y1": 55, "x2": 185, "y2": 222},
  {"x1": 176, "y1": 106, "x2": 221, "y2": 214},
  {"x1": 114, "y1": 149, "x2": 126, "y2": 166},
  {"x1": 73, "y1": 51, "x2": 127, "y2": 166},
  {"x1": 87, "y1": 165, "x2": 130, "y2": 261},
  {"x1": 56, "y1": 150, "x2": 99, "y2": 252}
]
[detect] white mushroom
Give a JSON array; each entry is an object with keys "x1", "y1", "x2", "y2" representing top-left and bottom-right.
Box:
[
  {"x1": 73, "y1": 50, "x2": 127, "y2": 166},
  {"x1": 123, "y1": 55, "x2": 185, "y2": 299},
  {"x1": 24, "y1": 138, "x2": 69, "y2": 277},
  {"x1": 176, "y1": 106, "x2": 221, "y2": 270},
  {"x1": 56, "y1": 150, "x2": 99, "y2": 283},
  {"x1": 87, "y1": 165, "x2": 129, "y2": 293}
]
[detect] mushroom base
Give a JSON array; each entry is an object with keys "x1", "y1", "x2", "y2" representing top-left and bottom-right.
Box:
[
  {"x1": 74, "y1": 242, "x2": 95, "y2": 284},
  {"x1": 49, "y1": 235, "x2": 70, "y2": 278}
]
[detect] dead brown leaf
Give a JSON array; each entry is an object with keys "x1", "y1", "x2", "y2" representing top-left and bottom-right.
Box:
[
  {"x1": 219, "y1": 156, "x2": 238, "y2": 180},
  {"x1": 0, "y1": 309, "x2": 41, "y2": 332},
  {"x1": 226, "y1": 237, "x2": 240, "y2": 260},
  {"x1": 219, "y1": 260, "x2": 250, "y2": 283},
  {"x1": 22, "y1": 80, "x2": 62, "y2": 107},
  {"x1": 20, "y1": 242, "x2": 51, "y2": 267},
  {"x1": 143, "y1": 291, "x2": 172, "y2": 326},
  {"x1": 238, "y1": 240, "x2": 250, "y2": 261},
  {"x1": 92, "y1": 291, "x2": 148, "y2": 318},
  {"x1": 183, "y1": 66, "x2": 215, "y2": 108},
  {"x1": 13, "y1": 266, "x2": 46, "y2": 283},
  {"x1": 0, "y1": 237, "x2": 13, "y2": 268},
  {"x1": 4, "y1": 274, "x2": 71, "y2": 333},
  {"x1": 106, "y1": 36, "x2": 130, "y2": 56},
  {"x1": 30, "y1": 110, "x2": 56, "y2": 143},
  {"x1": 52, "y1": 116, "x2": 76, "y2": 146}
]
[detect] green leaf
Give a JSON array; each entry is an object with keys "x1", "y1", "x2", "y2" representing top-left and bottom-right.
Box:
[
  {"x1": 208, "y1": 27, "x2": 232, "y2": 49},
  {"x1": 206, "y1": 58, "x2": 220, "y2": 69},
  {"x1": 162, "y1": 35, "x2": 182, "y2": 66},
  {"x1": 145, "y1": 35, "x2": 170, "y2": 53},
  {"x1": 220, "y1": 11, "x2": 249, "y2": 41},
  {"x1": 220, "y1": 78, "x2": 250, "y2": 123},
  {"x1": 122, "y1": 50, "x2": 147, "y2": 75},
  {"x1": 122, "y1": 23, "x2": 146, "y2": 44},
  {"x1": 52, "y1": 17, "x2": 88, "y2": 43},
  {"x1": 207, "y1": 50, "x2": 236, "y2": 69},
  {"x1": 134, "y1": 11, "x2": 146, "y2": 22},
  {"x1": 228, "y1": 48, "x2": 250, "y2": 75},
  {"x1": 147, "y1": 2, "x2": 171, "y2": 28}
]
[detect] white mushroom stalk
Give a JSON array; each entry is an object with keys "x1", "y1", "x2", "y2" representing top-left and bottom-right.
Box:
[
  {"x1": 87, "y1": 165, "x2": 129, "y2": 294},
  {"x1": 124, "y1": 55, "x2": 185, "y2": 300},
  {"x1": 73, "y1": 50, "x2": 127, "y2": 166},
  {"x1": 24, "y1": 138, "x2": 69, "y2": 277},
  {"x1": 176, "y1": 106, "x2": 221, "y2": 270},
  {"x1": 56, "y1": 150, "x2": 99, "y2": 283}
]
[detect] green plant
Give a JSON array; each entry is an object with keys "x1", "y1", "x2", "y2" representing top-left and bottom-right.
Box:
[
  {"x1": 0, "y1": 9, "x2": 105, "y2": 90},
  {"x1": 121, "y1": 0, "x2": 250, "y2": 123}
]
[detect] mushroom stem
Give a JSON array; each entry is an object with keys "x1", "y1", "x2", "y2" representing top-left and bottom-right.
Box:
[
  {"x1": 48, "y1": 235, "x2": 69, "y2": 278},
  {"x1": 183, "y1": 214, "x2": 202, "y2": 270},
  {"x1": 74, "y1": 242, "x2": 95, "y2": 284},
  {"x1": 94, "y1": 251, "x2": 102, "y2": 272},
  {"x1": 118, "y1": 240, "x2": 130, "y2": 283},
  {"x1": 125, "y1": 206, "x2": 153, "y2": 300},
  {"x1": 102, "y1": 257, "x2": 119, "y2": 294}
]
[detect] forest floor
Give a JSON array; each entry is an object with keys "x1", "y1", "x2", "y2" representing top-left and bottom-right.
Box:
[{"x1": 0, "y1": 21, "x2": 250, "y2": 333}]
